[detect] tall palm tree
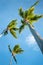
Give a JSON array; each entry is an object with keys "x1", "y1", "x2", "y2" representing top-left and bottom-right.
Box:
[
  {"x1": 19, "y1": 1, "x2": 43, "y2": 53},
  {"x1": 0, "y1": 20, "x2": 18, "y2": 38},
  {"x1": 8, "y1": 44, "x2": 24, "y2": 65}
]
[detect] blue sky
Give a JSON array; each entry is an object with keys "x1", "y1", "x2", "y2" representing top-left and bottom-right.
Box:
[{"x1": 0, "y1": 0, "x2": 43, "y2": 65}]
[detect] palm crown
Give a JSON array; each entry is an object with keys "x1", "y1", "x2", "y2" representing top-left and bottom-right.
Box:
[
  {"x1": 8, "y1": 44, "x2": 24, "y2": 63},
  {"x1": 1, "y1": 20, "x2": 18, "y2": 38},
  {"x1": 19, "y1": 1, "x2": 43, "y2": 33}
]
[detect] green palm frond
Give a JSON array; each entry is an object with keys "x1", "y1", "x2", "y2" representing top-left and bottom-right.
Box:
[
  {"x1": 27, "y1": 7, "x2": 34, "y2": 17},
  {"x1": 19, "y1": 7, "x2": 25, "y2": 18},
  {"x1": 19, "y1": 25, "x2": 25, "y2": 33},
  {"x1": 12, "y1": 28, "x2": 19, "y2": 31},
  {"x1": 30, "y1": 15, "x2": 43, "y2": 20},
  {"x1": 12, "y1": 44, "x2": 24, "y2": 54},
  {"x1": 13, "y1": 44, "x2": 20, "y2": 52},
  {"x1": 10, "y1": 29, "x2": 17, "y2": 38},
  {"x1": 8, "y1": 20, "x2": 17, "y2": 27},
  {"x1": 21, "y1": 19, "x2": 25, "y2": 24},
  {"x1": 29, "y1": 15, "x2": 43, "y2": 24},
  {"x1": 14, "y1": 48, "x2": 24, "y2": 54},
  {"x1": 31, "y1": 0, "x2": 39, "y2": 8}
]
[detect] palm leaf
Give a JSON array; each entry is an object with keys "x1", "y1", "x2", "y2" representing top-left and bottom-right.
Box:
[
  {"x1": 27, "y1": 7, "x2": 34, "y2": 16},
  {"x1": 31, "y1": 15, "x2": 43, "y2": 20},
  {"x1": 12, "y1": 28, "x2": 19, "y2": 31},
  {"x1": 19, "y1": 7, "x2": 25, "y2": 18},
  {"x1": 21, "y1": 19, "x2": 25, "y2": 24},
  {"x1": 12, "y1": 44, "x2": 24, "y2": 54},
  {"x1": 13, "y1": 44, "x2": 20, "y2": 52},
  {"x1": 21, "y1": 19, "x2": 26, "y2": 25},
  {"x1": 15, "y1": 48, "x2": 24, "y2": 54},
  {"x1": 19, "y1": 25, "x2": 25, "y2": 33},
  {"x1": 8, "y1": 25, "x2": 16, "y2": 30},
  {"x1": 30, "y1": 15, "x2": 43, "y2": 24},
  {"x1": 8, "y1": 20, "x2": 17, "y2": 27},
  {"x1": 31, "y1": 0, "x2": 39, "y2": 8},
  {"x1": 10, "y1": 29, "x2": 17, "y2": 38},
  {"x1": 24, "y1": 0, "x2": 39, "y2": 19}
]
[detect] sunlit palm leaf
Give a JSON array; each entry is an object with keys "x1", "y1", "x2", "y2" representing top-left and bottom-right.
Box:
[
  {"x1": 8, "y1": 25, "x2": 16, "y2": 30},
  {"x1": 10, "y1": 29, "x2": 17, "y2": 38},
  {"x1": 12, "y1": 44, "x2": 24, "y2": 54},
  {"x1": 14, "y1": 48, "x2": 24, "y2": 54},
  {"x1": 29, "y1": 15, "x2": 43, "y2": 24},
  {"x1": 8, "y1": 20, "x2": 17, "y2": 27},
  {"x1": 27, "y1": 7, "x2": 34, "y2": 17},
  {"x1": 13, "y1": 44, "x2": 20, "y2": 52}
]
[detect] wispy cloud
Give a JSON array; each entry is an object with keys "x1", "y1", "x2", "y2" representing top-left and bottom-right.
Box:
[
  {"x1": 0, "y1": 34, "x2": 3, "y2": 38},
  {"x1": 26, "y1": 34, "x2": 39, "y2": 51}
]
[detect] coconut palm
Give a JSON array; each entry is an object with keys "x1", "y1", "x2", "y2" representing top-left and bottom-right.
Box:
[
  {"x1": 8, "y1": 44, "x2": 24, "y2": 65},
  {"x1": 0, "y1": 20, "x2": 18, "y2": 38},
  {"x1": 19, "y1": 1, "x2": 43, "y2": 53}
]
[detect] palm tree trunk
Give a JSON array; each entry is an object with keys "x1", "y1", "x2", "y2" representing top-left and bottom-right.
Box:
[
  {"x1": 27, "y1": 23, "x2": 43, "y2": 54},
  {"x1": 9, "y1": 56, "x2": 13, "y2": 65}
]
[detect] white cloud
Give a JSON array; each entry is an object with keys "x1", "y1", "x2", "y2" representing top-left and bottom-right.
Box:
[
  {"x1": 0, "y1": 34, "x2": 3, "y2": 38},
  {"x1": 26, "y1": 34, "x2": 39, "y2": 51},
  {"x1": 26, "y1": 34, "x2": 36, "y2": 45}
]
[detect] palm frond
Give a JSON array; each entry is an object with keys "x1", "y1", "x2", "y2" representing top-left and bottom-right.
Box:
[
  {"x1": 19, "y1": 25, "x2": 25, "y2": 33},
  {"x1": 14, "y1": 48, "x2": 24, "y2": 54},
  {"x1": 29, "y1": 15, "x2": 43, "y2": 24},
  {"x1": 19, "y1": 7, "x2": 25, "y2": 18},
  {"x1": 13, "y1": 44, "x2": 20, "y2": 52},
  {"x1": 12, "y1": 28, "x2": 19, "y2": 31},
  {"x1": 21, "y1": 19, "x2": 24, "y2": 24},
  {"x1": 10, "y1": 29, "x2": 17, "y2": 38},
  {"x1": 31, "y1": 0, "x2": 39, "y2": 8},
  {"x1": 27, "y1": 7, "x2": 34, "y2": 16},
  {"x1": 12, "y1": 44, "x2": 24, "y2": 54},
  {"x1": 8, "y1": 20, "x2": 17, "y2": 27}
]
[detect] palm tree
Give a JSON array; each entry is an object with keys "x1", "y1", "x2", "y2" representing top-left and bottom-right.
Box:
[
  {"x1": 19, "y1": 1, "x2": 43, "y2": 53},
  {"x1": 0, "y1": 20, "x2": 18, "y2": 38},
  {"x1": 8, "y1": 44, "x2": 24, "y2": 65}
]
